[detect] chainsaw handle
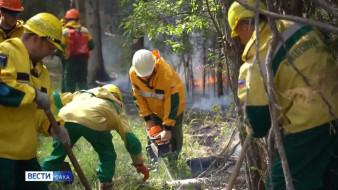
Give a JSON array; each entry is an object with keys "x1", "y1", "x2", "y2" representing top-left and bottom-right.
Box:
[{"x1": 149, "y1": 136, "x2": 161, "y2": 141}]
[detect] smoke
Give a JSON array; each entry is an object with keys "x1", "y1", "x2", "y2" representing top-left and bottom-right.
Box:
[
  {"x1": 190, "y1": 95, "x2": 234, "y2": 111},
  {"x1": 110, "y1": 74, "x2": 132, "y2": 93}
]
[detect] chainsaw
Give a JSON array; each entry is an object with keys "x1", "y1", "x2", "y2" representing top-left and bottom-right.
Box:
[
  {"x1": 148, "y1": 125, "x2": 174, "y2": 180},
  {"x1": 148, "y1": 125, "x2": 172, "y2": 158}
]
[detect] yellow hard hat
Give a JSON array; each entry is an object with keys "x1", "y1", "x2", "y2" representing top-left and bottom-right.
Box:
[
  {"x1": 23, "y1": 13, "x2": 62, "y2": 50},
  {"x1": 103, "y1": 84, "x2": 122, "y2": 101},
  {"x1": 228, "y1": 1, "x2": 266, "y2": 38}
]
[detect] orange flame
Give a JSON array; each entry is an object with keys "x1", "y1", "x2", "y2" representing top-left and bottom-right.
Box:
[{"x1": 206, "y1": 77, "x2": 217, "y2": 84}]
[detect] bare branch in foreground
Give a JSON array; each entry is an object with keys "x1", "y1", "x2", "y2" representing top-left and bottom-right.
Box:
[
  {"x1": 236, "y1": 0, "x2": 338, "y2": 34},
  {"x1": 226, "y1": 135, "x2": 250, "y2": 190},
  {"x1": 264, "y1": 0, "x2": 294, "y2": 189}
]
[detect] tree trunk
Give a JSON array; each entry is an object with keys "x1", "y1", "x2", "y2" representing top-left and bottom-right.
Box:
[
  {"x1": 130, "y1": 37, "x2": 144, "y2": 66},
  {"x1": 216, "y1": 55, "x2": 224, "y2": 97},
  {"x1": 214, "y1": 36, "x2": 223, "y2": 97},
  {"x1": 188, "y1": 54, "x2": 195, "y2": 97},
  {"x1": 202, "y1": 39, "x2": 207, "y2": 96},
  {"x1": 182, "y1": 53, "x2": 195, "y2": 97},
  {"x1": 85, "y1": 0, "x2": 110, "y2": 83},
  {"x1": 70, "y1": 0, "x2": 79, "y2": 10},
  {"x1": 129, "y1": 0, "x2": 147, "y2": 65},
  {"x1": 183, "y1": 53, "x2": 190, "y2": 97}
]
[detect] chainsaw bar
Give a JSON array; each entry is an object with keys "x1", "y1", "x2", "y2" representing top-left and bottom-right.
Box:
[{"x1": 150, "y1": 142, "x2": 174, "y2": 181}]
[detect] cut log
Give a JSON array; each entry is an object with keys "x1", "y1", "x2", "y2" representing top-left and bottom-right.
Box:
[{"x1": 166, "y1": 178, "x2": 209, "y2": 189}]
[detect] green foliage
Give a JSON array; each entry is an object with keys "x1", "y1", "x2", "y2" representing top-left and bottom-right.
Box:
[{"x1": 121, "y1": 0, "x2": 213, "y2": 51}]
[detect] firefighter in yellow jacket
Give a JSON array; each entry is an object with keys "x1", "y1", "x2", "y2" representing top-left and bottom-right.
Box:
[
  {"x1": 0, "y1": 0, "x2": 24, "y2": 42},
  {"x1": 129, "y1": 49, "x2": 185, "y2": 163},
  {"x1": 0, "y1": 13, "x2": 69, "y2": 190},
  {"x1": 228, "y1": 1, "x2": 338, "y2": 190},
  {"x1": 41, "y1": 85, "x2": 149, "y2": 190},
  {"x1": 1, "y1": 0, "x2": 64, "y2": 140}
]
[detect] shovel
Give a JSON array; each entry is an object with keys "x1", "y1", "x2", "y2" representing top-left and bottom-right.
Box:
[{"x1": 44, "y1": 109, "x2": 92, "y2": 190}]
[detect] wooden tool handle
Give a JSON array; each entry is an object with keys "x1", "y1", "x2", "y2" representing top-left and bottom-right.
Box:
[{"x1": 45, "y1": 110, "x2": 92, "y2": 190}]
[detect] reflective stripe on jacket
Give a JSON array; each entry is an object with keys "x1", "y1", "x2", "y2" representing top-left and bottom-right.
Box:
[
  {"x1": 238, "y1": 20, "x2": 338, "y2": 136},
  {"x1": 129, "y1": 52, "x2": 185, "y2": 127}
]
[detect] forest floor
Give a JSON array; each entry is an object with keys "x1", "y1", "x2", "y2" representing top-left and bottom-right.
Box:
[{"x1": 40, "y1": 57, "x2": 247, "y2": 189}]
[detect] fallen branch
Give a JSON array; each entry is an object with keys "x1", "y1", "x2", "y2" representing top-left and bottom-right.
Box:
[
  {"x1": 198, "y1": 129, "x2": 238, "y2": 177},
  {"x1": 166, "y1": 178, "x2": 209, "y2": 189}
]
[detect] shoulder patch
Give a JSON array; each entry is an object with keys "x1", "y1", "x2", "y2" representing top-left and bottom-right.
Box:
[
  {"x1": 0, "y1": 54, "x2": 8, "y2": 69},
  {"x1": 238, "y1": 79, "x2": 245, "y2": 87}
]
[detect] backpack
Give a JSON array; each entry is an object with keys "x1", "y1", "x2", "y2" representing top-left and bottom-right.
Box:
[{"x1": 67, "y1": 27, "x2": 89, "y2": 60}]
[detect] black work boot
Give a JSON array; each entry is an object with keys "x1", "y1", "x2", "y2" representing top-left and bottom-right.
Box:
[{"x1": 100, "y1": 182, "x2": 113, "y2": 190}]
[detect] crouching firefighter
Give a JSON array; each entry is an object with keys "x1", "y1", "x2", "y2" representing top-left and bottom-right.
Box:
[
  {"x1": 129, "y1": 49, "x2": 186, "y2": 165},
  {"x1": 41, "y1": 84, "x2": 149, "y2": 190}
]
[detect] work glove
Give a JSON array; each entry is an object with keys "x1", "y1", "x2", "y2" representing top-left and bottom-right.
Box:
[
  {"x1": 156, "y1": 129, "x2": 172, "y2": 141},
  {"x1": 34, "y1": 90, "x2": 50, "y2": 110},
  {"x1": 50, "y1": 126, "x2": 70, "y2": 145},
  {"x1": 132, "y1": 163, "x2": 149, "y2": 181}
]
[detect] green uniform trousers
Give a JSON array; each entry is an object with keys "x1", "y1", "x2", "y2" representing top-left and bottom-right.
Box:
[
  {"x1": 0, "y1": 157, "x2": 48, "y2": 190},
  {"x1": 64, "y1": 59, "x2": 88, "y2": 93},
  {"x1": 267, "y1": 121, "x2": 338, "y2": 190},
  {"x1": 146, "y1": 112, "x2": 184, "y2": 162},
  {"x1": 41, "y1": 122, "x2": 116, "y2": 183}
]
